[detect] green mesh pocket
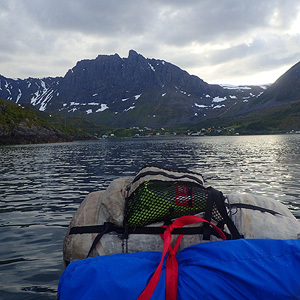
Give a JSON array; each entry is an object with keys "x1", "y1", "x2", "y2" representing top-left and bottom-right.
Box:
[{"x1": 125, "y1": 181, "x2": 216, "y2": 228}]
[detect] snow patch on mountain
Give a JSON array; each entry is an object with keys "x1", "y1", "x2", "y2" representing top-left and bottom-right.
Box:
[
  {"x1": 213, "y1": 104, "x2": 225, "y2": 109},
  {"x1": 122, "y1": 94, "x2": 141, "y2": 102},
  {"x1": 134, "y1": 94, "x2": 142, "y2": 100},
  {"x1": 259, "y1": 85, "x2": 268, "y2": 89},
  {"x1": 212, "y1": 96, "x2": 227, "y2": 103},
  {"x1": 195, "y1": 103, "x2": 208, "y2": 108},
  {"x1": 148, "y1": 63, "x2": 155, "y2": 72},
  {"x1": 220, "y1": 84, "x2": 251, "y2": 90},
  {"x1": 96, "y1": 104, "x2": 108, "y2": 112},
  {"x1": 124, "y1": 106, "x2": 135, "y2": 112},
  {"x1": 16, "y1": 89, "x2": 22, "y2": 103},
  {"x1": 30, "y1": 80, "x2": 54, "y2": 111}
]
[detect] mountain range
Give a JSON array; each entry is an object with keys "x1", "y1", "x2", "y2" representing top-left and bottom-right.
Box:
[{"x1": 0, "y1": 50, "x2": 299, "y2": 131}]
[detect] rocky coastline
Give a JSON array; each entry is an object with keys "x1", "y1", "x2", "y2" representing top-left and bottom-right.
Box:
[{"x1": 0, "y1": 122, "x2": 93, "y2": 145}]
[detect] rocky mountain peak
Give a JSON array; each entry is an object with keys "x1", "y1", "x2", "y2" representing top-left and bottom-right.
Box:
[{"x1": 128, "y1": 49, "x2": 140, "y2": 58}]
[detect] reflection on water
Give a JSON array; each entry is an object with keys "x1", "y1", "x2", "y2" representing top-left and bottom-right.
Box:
[{"x1": 0, "y1": 134, "x2": 300, "y2": 299}]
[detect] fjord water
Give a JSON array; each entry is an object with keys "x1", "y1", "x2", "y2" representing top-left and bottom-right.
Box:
[{"x1": 1, "y1": 134, "x2": 300, "y2": 299}]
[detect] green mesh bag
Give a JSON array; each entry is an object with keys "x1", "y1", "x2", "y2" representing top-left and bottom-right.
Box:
[{"x1": 124, "y1": 180, "x2": 222, "y2": 228}]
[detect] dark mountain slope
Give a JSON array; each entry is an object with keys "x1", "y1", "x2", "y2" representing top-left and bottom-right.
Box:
[{"x1": 252, "y1": 61, "x2": 300, "y2": 108}]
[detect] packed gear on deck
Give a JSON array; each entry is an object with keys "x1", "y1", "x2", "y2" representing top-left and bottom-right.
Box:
[
  {"x1": 64, "y1": 165, "x2": 300, "y2": 266},
  {"x1": 64, "y1": 166, "x2": 242, "y2": 265},
  {"x1": 61, "y1": 165, "x2": 300, "y2": 299}
]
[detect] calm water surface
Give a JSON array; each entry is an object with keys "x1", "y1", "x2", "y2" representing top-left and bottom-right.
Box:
[{"x1": 1, "y1": 135, "x2": 300, "y2": 299}]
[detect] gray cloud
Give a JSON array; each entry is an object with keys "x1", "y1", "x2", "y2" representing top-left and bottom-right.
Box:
[{"x1": 1, "y1": 0, "x2": 300, "y2": 84}]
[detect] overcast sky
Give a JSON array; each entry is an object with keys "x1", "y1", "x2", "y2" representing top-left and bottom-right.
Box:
[{"x1": 1, "y1": 0, "x2": 300, "y2": 85}]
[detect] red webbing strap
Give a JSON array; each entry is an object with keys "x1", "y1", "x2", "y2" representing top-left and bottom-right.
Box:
[
  {"x1": 137, "y1": 215, "x2": 226, "y2": 300},
  {"x1": 165, "y1": 233, "x2": 183, "y2": 300}
]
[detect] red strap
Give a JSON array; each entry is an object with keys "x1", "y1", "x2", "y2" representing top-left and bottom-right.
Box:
[
  {"x1": 137, "y1": 215, "x2": 226, "y2": 300},
  {"x1": 165, "y1": 234, "x2": 183, "y2": 300}
]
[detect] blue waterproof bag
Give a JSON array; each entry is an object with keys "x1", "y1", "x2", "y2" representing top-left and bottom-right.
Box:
[{"x1": 58, "y1": 239, "x2": 300, "y2": 300}]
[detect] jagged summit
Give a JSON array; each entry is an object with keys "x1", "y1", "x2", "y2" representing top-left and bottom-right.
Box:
[{"x1": 128, "y1": 49, "x2": 140, "y2": 58}]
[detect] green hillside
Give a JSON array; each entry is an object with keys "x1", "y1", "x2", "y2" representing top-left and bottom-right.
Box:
[
  {"x1": 204, "y1": 100, "x2": 300, "y2": 134},
  {"x1": 0, "y1": 98, "x2": 91, "y2": 145},
  {"x1": 0, "y1": 98, "x2": 48, "y2": 129}
]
